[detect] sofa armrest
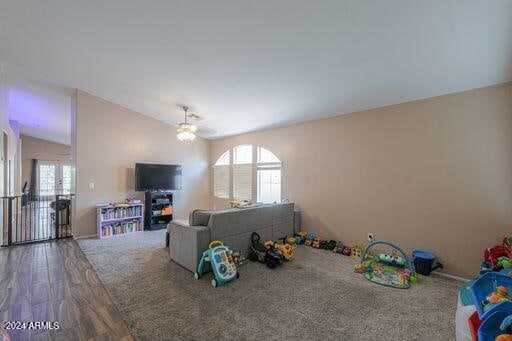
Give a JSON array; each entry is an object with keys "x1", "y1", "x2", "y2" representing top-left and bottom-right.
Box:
[
  {"x1": 168, "y1": 220, "x2": 189, "y2": 233},
  {"x1": 168, "y1": 221, "x2": 210, "y2": 273}
]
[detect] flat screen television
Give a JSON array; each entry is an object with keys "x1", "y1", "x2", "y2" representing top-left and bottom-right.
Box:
[{"x1": 135, "y1": 163, "x2": 182, "y2": 191}]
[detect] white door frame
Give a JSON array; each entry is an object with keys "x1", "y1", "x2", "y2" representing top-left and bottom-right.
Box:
[{"x1": 37, "y1": 160, "x2": 72, "y2": 196}]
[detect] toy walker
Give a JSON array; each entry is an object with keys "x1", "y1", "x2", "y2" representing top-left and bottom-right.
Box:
[{"x1": 195, "y1": 240, "x2": 239, "y2": 287}]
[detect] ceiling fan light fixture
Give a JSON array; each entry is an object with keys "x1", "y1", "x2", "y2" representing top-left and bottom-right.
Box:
[
  {"x1": 176, "y1": 106, "x2": 197, "y2": 142},
  {"x1": 177, "y1": 123, "x2": 197, "y2": 141}
]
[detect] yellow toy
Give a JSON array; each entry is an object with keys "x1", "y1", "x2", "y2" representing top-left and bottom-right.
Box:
[
  {"x1": 354, "y1": 263, "x2": 366, "y2": 273},
  {"x1": 287, "y1": 237, "x2": 298, "y2": 244},
  {"x1": 351, "y1": 244, "x2": 364, "y2": 258},
  {"x1": 264, "y1": 239, "x2": 297, "y2": 261},
  {"x1": 296, "y1": 231, "x2": 308, "y2": 243}
]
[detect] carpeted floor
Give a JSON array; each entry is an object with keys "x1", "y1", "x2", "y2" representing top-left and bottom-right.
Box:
[{"x1": 78, "y1": 230, "x2": 460, "y2": 341}]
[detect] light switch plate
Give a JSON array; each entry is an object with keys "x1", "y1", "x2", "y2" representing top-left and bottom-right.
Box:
[{"x1": 89, "y1": 182, "x2": 95, "y2": 190}]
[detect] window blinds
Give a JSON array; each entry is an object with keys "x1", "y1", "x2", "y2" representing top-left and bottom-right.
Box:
[
  {"x1": 233, "y1": 164, "x2": 252, "y2": 200},
  {"x1": 213, "y1": 165, "x2": 229, "y2": 199}
]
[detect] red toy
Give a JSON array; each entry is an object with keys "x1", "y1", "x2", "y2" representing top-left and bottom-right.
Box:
[{"x1": 485, "y1": 245, "x2": 512, "y2": 270}]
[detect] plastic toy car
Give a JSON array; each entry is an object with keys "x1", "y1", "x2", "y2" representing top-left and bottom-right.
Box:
[
  {"x1": 342, "y1": 246, "x2": 352, "y2": 256},
  {"x1": 322, "y1": 240, "x2": 337, "y2": 250},
  {"x1": 249, "y1": 232, "x2": 284, "y2": 268},
  {"x1": 312, "y1": 237, "x2": 321, "y2": 248},
  {"x1": 333, "y1": 241, "x2": 345, "y2": 253},
  {"x1": 265, "y1": 237, "x2": 296, "y2": 261},
  {"x1": 304, "y1": 233, "x2": 316, "y2": 246}
]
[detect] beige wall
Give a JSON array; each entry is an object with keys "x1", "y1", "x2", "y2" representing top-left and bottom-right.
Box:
[
  {"x1": 0, "y1": 70, "x2": 19, "y2": 195},
  {"x1": 20, "y1": 134, "x2": 71, "y2": 188},
  {"x1": 211, "y1": 82, "x2": 512, "y2": 278},
  {"x1": 0, "y1": 68, "x2": 21, "y2": 243},
  {"x1": 74, "y1": 91, "x2": 210, "y2": 238}
]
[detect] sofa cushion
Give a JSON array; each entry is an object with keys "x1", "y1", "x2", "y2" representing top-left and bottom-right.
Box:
[{"x1": 189, "y1": 210, "x2": 213, "y2": 226}]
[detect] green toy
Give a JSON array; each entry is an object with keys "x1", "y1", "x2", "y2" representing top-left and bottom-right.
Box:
[{"x1": 498, "y1": 257, "x2": 512, "y2": 269}]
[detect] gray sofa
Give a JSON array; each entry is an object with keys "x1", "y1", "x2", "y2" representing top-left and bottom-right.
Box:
[{"x1": 168, "y1": 202, "x2": 294, "y2": 273}]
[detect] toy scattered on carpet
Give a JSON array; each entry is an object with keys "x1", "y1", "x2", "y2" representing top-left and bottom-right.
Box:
[
  {"x1": 351, "y1": 244, "x2": 364, "y2": 258},
  {"x1": 342, "y1": 246, "x2": 352, "y2": 256},
  {"x1": 195, "y1": 240, "x2": 239, "y2": 287},
  {"x1": 287, "y1": 236, "x2": 298, "y2": 245},
  {"x1": 321, "y1": 240, "x2": 337, "y2": 250},
  {"x1": 304, "y1": 233, "x2": 316, "y2": 246},
  {"x1": 455, "y1": 235, "x2": 512, "y2": 341},
  {"x1": 265, "y1": 237, "x2": 297, "y2": 261},
  {"x1": 483, "y1": 286, "x2": 512, "y2": 306},
  {"x1": 312, "y1": 237, "x2": 321, "y2": 248},
  {"x1": 378, "y1": 249, "x2": 406, "y2": 267},
  {"x1": 355, "y1": 240, "x2": 418, "y2": 289},
  {"x1": 484, "y1": 240, "x2": 512, "y2": 272},
  {"x1": 231, "y1": 250, "x2": 248, "y2": 268},
  {"x1": 296, "y1": 231, "x2": 308, "y2": 244},
  {"x1": 249, "y1": 232, "x2": 284, "y2": 268},
  {"x1": 332, "y1": 241, "x2": 345, "y2": 253}
]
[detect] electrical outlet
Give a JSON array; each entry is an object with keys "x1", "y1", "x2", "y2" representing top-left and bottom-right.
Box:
[{"x1": 367, "y1": 233, "x2": 374, "y2": 242}]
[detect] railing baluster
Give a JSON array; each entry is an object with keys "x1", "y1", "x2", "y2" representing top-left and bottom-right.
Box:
[
  {"x1": 15, "y1": 197, "x2": 18, "y2": 244},
  {"x1": 7, "y1": 197, "x2": 13, "y2": 246},
  {"x1": 55, "y1": 194, "x2": 59, "y2": 239}
]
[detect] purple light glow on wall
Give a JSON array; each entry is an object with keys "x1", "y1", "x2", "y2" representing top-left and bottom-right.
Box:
[
  {"x1": 8, "y1": 89, "x2": 50, "y2": 126},
  {"x1": 7, "y1": 87, "x2": 72, "y2": 145}
]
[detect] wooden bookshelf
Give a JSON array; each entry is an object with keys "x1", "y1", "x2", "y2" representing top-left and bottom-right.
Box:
[{"x1": 97, "y1": 203, "x2": 144, "y2": 238}]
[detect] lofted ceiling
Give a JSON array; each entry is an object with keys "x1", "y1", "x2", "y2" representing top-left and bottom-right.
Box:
[
  {"x1": 0, "y1": 0, "x2": 511, "y2": 140},
  {"x1": 2, "y1": 65, "x2": 73, "y2": 145}
]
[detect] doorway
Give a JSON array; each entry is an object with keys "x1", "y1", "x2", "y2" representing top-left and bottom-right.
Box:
[{"x1": 38, "y1": 161, "x2": 73, "y2": 196}]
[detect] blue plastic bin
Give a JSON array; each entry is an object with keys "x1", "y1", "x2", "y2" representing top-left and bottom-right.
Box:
[{"x1": 470, "y1": 272, "x2": 512, "y2": 320}]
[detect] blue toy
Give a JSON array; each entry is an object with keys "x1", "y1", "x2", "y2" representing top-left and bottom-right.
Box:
[
  {"x1": 471, "y1": 272, "x2": 512, "y2": 321},
  {"x1": 195, "y1": 240, "x2": 239, "y2": 287}
]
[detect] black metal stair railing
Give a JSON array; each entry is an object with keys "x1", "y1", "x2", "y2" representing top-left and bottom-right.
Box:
[{"x1": 1, "y1": 193, "x2": 74, "y2": 246}]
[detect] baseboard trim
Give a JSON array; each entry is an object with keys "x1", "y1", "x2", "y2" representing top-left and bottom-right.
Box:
[
  {"x1": 432, "y1": 271, "x2": 469, "y2": 282},
  {"x1": 74, "y1": 234, "x2": 98, "y2": 240}
]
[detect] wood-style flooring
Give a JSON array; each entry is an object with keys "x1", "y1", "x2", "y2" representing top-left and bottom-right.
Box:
[{"x1": 0, "y1": 239, "x2": 133, "y2": 341}]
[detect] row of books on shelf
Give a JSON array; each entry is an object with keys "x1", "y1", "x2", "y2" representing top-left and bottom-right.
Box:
[
  {"x1": 101, "y1": 219, "x2": 142, "y2": 237},
  {"x1": 100, "y1": 206, "x2": 142, "y2": 221}
]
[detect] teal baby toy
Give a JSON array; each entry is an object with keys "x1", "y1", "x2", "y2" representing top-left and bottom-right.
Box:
[{"x1": 195, "y1": 240, "x2": 239, "y2": 287}]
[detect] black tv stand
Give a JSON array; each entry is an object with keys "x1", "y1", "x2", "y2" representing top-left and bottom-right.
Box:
[{"x1": 144, "y1": 191, "x2": 173, "y2": 231}]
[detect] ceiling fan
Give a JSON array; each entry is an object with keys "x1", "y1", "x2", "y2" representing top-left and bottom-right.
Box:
[{"x1": 175, "y1": 105, "x2": 216, "y2": 141}]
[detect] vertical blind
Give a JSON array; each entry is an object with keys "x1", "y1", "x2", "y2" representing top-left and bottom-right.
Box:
[
  {"x1": 213, "y1": 165, "x2": 229, "y2": 199},
  {"x1": 233, "y1": 164, "x2": 252, "y2": 200}
]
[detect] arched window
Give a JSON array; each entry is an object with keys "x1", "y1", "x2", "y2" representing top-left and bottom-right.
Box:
[
  {"x1": 212, "y1": 145, "x2": 282, "y2": 203},
  {"x1": 213, "y1": 150, "x2": 230, "y2": 199},
  {"x1": 256, "y1": 147, "x2": 282, "y2": 203},
  {"x1": 233, "y1": 145, "x2": 252, "y2": 200}
]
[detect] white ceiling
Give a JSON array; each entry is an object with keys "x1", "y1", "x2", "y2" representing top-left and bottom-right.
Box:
[{"x1": 1, "y1": 1, "x2": 511, "y2": 140}]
